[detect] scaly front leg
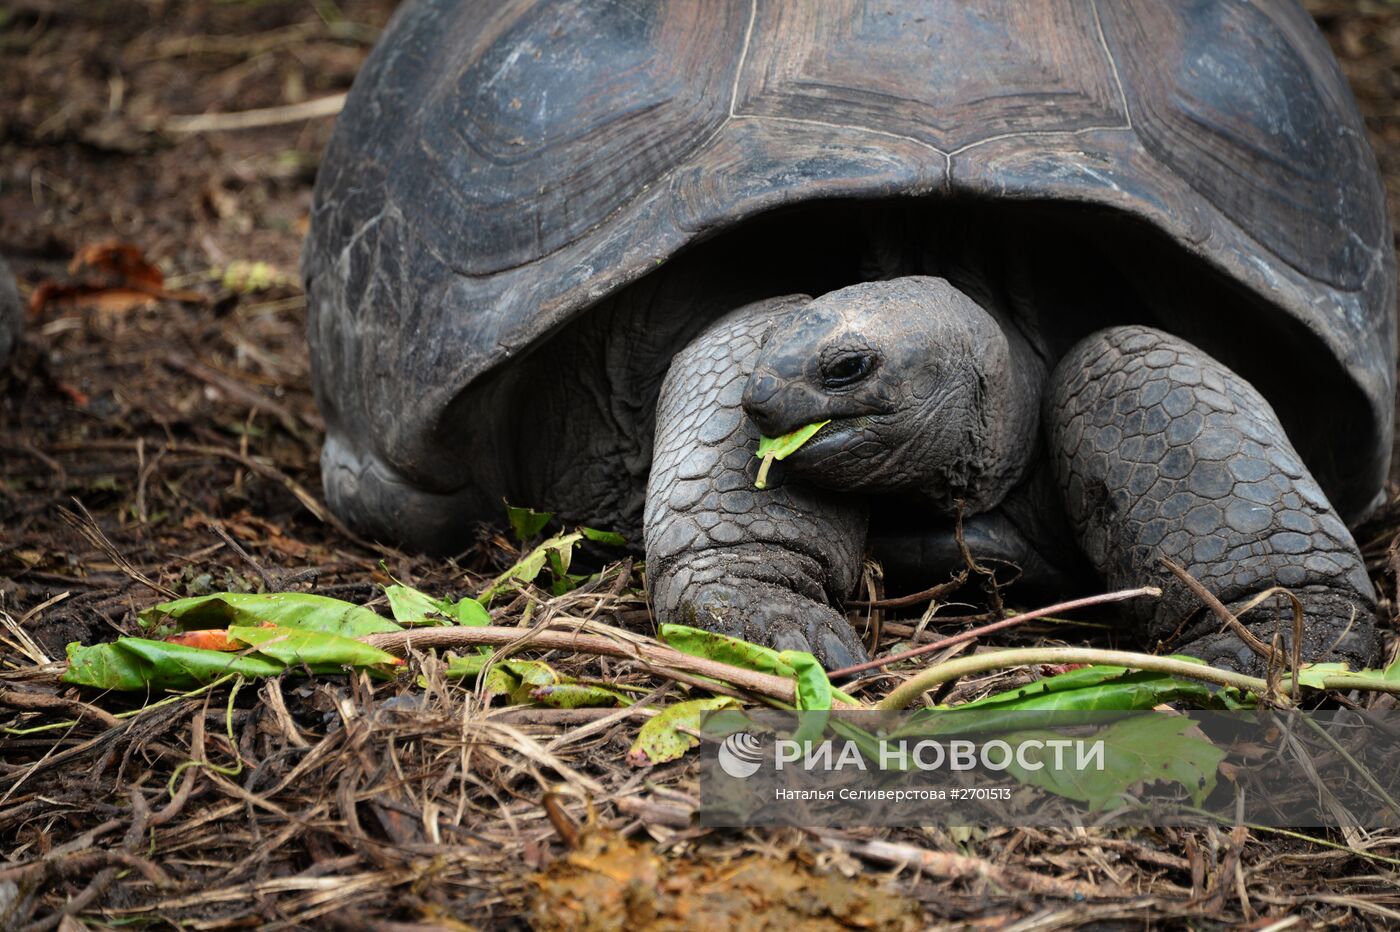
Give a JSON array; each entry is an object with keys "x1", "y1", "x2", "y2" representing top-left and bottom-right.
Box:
[
  {"x1": 1047, "y1": 325, "x2": 1378, "y2": 673},
  {"x1": 645, "y1": 297, "x2": 870, "y2": 668}
]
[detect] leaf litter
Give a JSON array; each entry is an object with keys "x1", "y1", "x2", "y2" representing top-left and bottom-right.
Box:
[{"x1": 5, "y1": 0, "x2": 1400, "y2": 928}]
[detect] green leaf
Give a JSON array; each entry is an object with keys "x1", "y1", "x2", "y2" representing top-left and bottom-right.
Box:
[
  {"x1": 62, "y1": 640, "x2": 153, "y2": 691},
  {"x1": 628, "y1": 697, "x2": 739, "y2": 766},
  {"x1": 779, "y1": 650, "x2": 832, "y2": 745},
  {"x1": 62, "y1": 638, "x2": 284, "y2": 691},
  {"x1": 552, "y1": 571, "x2": 595, "y2": 597},
  {"x1": 444, "y1": 596, "x2": 491, "y2": 627},
  {"x1": 660, "y1": 624, "x2": 796, "y2": 677},
  {"x1": 530, "y1": 683, "x2": 633, "y2": 709},
  {"x1": 139, "y1": 592, "x2": 399, "y2": 638},
  {"x1": 581, "y1": 526, "x2": 627, "y2": 547},
  {"x1": 501, "y1": 659, "x2": 559, "y2": 704},
  {"x1": 1005, "y1": 714, "x2": 1225, "y2": 810},
  {"x1": 754, "y1": 421, "x2": 831, "y2": 460},
  {"x1": 227, "y1": 625, "x2": 401, "y2": 672},
  {"x1": 480, "y1": 531, "x2": 583, "y2": 603},
  {"x1": 439, "y1": 652, "x2": 632, "y2": 708},
  {"x1": 546, "y1": 549, "x2": 574, "y2": 594},
  {"x1": 1295, "y1": 661, "x2": 1370, "y2": 689},
  {"x1": 441, "y1": 655, "x2": 558, "y2": 704},
  {"x1": 754, "y1": 422, "x2": 831, "y2": 489},
  {"x1": 384, "y1": 584, "x2": 450, "y2": 626},
  {"x1": 659, "y1": 624, "x2": 858, "y2": 706},
  {"x1": 780, "y1": 651, "x2": 833, "y2": 711},
  {"x1": 506, "y1": 504, "x2": 553, "y2": 543},
  {"x1": 954, "y1": 663, "x2": 1247, "y2": 714},
  {"x1": 442, "y1": 652, "x2": 492, "y2": 680}
]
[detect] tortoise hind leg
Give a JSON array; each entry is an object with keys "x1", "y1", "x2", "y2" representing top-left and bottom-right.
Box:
[
  {"x1": 321, "y1": 433, "x2": 502, "y2": 553},
  {"x1": 1046, "y1": 325, "x2": 1378, "y2": 674}
]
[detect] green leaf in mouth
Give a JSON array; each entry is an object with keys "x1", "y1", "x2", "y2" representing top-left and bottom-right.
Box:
[{"x1": 753, "y1": 419, "x2": 830, "y2": 489}]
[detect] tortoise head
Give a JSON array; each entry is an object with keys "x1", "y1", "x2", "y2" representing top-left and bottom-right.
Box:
[{"x1": 741, "y1": 276, "x2": 1034, "y2": 511}]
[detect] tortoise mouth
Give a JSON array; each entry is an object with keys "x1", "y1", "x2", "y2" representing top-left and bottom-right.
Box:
[{"x1": 780, "y1": 417, "x2": 873, "y2": 467}]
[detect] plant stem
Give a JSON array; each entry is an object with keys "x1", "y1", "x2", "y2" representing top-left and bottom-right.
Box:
[
  {"x1": 364, "y1": 625, "x2": 862, "y2": 708},
  {"x1": 875, "y1": 646, "x2": 1400, "y2": 711},
  {"x1": 831, "y1": 585, "x2": 1161, "y2": 679}
]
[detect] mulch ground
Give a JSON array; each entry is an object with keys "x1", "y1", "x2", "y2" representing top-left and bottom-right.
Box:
[{"x1": 3, "y1": 1, "x2": 1400, "y2": 928}]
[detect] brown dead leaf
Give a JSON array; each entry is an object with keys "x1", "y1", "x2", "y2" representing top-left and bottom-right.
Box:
[
  {"x1": 28, "y1": 241, "x2": 206, "y2": 318},
  {"x1": 28, "y1": 282, "x2": 158, "y2": 316},
  {"x1": 70, "y1": 241, "x2": 165, "y2": 291}
]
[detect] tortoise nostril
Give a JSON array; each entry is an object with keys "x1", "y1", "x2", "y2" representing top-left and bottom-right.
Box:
[
  {"x1": 742, "y1": 377, "x2": 787, "y2": 436},
  {"x1": 747, "y1": 410, "x2": 786, "y2": 437},
  {"x1": 744, "y1": 374, "x2": 779, "y2": 408}
]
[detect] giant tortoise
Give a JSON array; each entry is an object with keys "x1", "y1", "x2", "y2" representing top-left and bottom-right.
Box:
[{"x1": 303, "y1": 0, "x2": 1396, "y2": 672}]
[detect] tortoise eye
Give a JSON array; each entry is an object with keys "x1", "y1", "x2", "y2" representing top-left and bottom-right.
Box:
[{"x1": 822, "y1": 354, "x2": 874, "y2": 389}]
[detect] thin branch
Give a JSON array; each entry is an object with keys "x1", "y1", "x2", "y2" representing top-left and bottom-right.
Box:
[
  {"x1": 830, "y1": 586, "x2": 1161, "y2": 679},
  {"x1": 1160, "y1": 557, "x2": 1277, "y2": 665},
  {"x1": 0, "y1": 688, "x2": 121, "y2": 729},
  {"x1": 848, "y1": 570, "x2": 968, "y2": 609},
  {"x1": 363, "y1": 625, "x2": 853, "y2": 708},
  {"x1": 164, "y1": 93, "x2": 346, "y2": 134},
  {"x1": 818, "y1": 833, "x2": 1123, "y2": 899}
]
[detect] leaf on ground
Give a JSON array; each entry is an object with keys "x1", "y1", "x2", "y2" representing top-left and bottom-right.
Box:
[
  {"x1": 1006, "y1": 714, "x2": 1225, "y2": 810},
  {"x1": 660, "y1": 625, "x2": 858, "y2": 706},
  {"x1": 227, "y1": 625, "x2": 403, "y2": 670},
  {"x1": 953, "y1": 662, "x2": 1249, "y2": 714},
  {"x1": 581, "y1": 526, "x2": 627, "y2": 547},
  {"x1": 139, "y1": 592, "x2": 400, "y2": 638},
  {"x1": 30, "y1": 242, "x2": 205, "y2": 317},
  {"x1": 531, "y1": 830, "x2": 924, "y2": 932},
  {"x1": 530, "y1": 683, "x2": 633, "y2": 709},
  {"x1": 28, "y1": 282, "x2": 158, "y2": 315},
  {"x1": 384, "y1": 583, "x2": 448, "y2": 626},
  {"x1": 71, "y1": 241, "x2": 165, "y2": 290},
  {"x1": 660, "y1": 624, "x2": 796, "y2": 677},
  {"x1": 1291, "y1": 660, "x2": 1400, "y2": 690},
  {"x1": 383, "y1": 581, "x2": 487, "y2": 629},
  {"x1": 441, "y1": 654, "x2": 630, "y2": 707},
  {"x1": 163, "y1": 629, "x2": 240, "y2": 651},
  {"x1": 480, "y1": 531, "x2": 583, "y2": 603},
  {"x1": 629, "y1": 697, "x2": 739, "y2": 767},
  {"x1": 441, "y1": 655, "x2": 563, "y2": 704},
  {"x1": 62, "y1": 638, "x2": 284, "y2": 691},
  {"x1": 445, "y1": 595, "x2": 491, "y2": 627},
  {"x1": 507, "y1": 504, "x2": 554, "y2": 543},
  {"x1": 779, "y1": 650, "x2": 832, "y2": 744},
  {"x1": 498, "y1": 659, "x2": 559, "y2": 704},
  {"x1": 63, "y1": 640, "x2": 158, "y2": 691},
  {"x1": 441, "y1": 652, "x2": 491, "y2": 681}
]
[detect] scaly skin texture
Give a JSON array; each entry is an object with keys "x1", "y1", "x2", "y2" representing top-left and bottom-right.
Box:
[
  {"x1": 645, "y1": 298, "x2": 870, "y2": 668},
  {"x1": 1047, "y1": 326, "x2": 1377, "y2": 673}
]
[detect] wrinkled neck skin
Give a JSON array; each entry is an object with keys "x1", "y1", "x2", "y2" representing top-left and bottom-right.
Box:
[
  {"x1": 926, "y1": 295, "x2": 1044, "y2": 514},
  {"x1": 752, "y1": 275, "x2": 1045, "y2": 516}
]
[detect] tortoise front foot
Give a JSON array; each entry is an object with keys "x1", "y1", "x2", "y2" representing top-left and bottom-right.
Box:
[
  {"x1": 677, "y1": 576, "x2": 868, "y2": 669},
  {"x1": 644, "y1": 299, "x2": 871, "y2": 671},
  {"x1": 1178, "y1": 586, "x2": 1378, "y2": 675},
  {"x1": 1047, "y1": 325, "x2": 1379, "y2": 676}
]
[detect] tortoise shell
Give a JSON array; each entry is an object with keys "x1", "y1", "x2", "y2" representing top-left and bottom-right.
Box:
[{"x1": 304, "y1": 0, "x2": 1395, "y2": 522}]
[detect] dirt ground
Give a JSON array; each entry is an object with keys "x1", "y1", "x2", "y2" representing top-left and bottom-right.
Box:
[{"x1": 4, "y1": 1, "x2": 1400, "y2": 929}]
